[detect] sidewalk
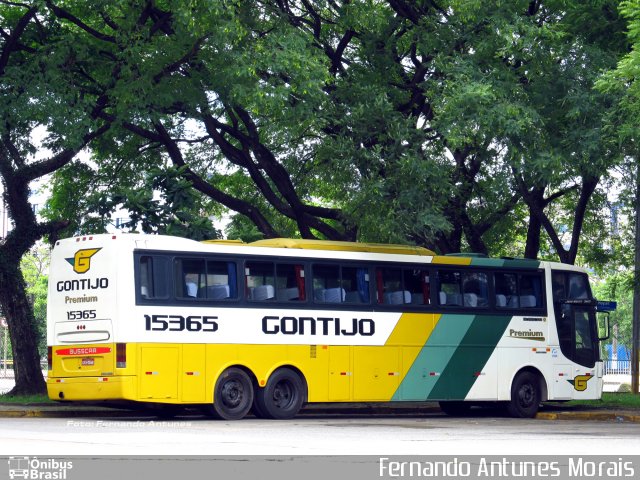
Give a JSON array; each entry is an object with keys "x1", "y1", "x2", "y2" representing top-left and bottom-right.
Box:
[{"x1": 0, "y1": 401, "x2": 639, "y2": 422}]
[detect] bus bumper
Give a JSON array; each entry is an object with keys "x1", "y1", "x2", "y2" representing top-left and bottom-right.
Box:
[{"x1": 46, "y1": 375, "x2": 136, "y2": 401}]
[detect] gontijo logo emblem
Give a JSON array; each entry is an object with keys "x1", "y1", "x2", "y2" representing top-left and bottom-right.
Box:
[
  {"x1": 568, "y1": 374, "x2": 593, "y2": 392},
  {"x1": 66, "y1": 248, "x2": 101, "y2": 274}
]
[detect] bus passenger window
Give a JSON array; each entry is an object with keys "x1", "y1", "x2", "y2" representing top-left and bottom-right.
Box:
[
  {"x1": 552, "y1": 272, "x2": 566, "y2": 302},
  {"x1": 438, "y1": 271, "x2": 462, "y2": 306},
  {"x1": 494, "y1": 273, "x2": 518, "y2": 308},
  {"x1": 204, "y1": 261, "x2": 237, "y2": 300},
  {"x1": 246, "y1": 261, "x2": 276, "y2": 301},
  {"x1": 175, "y1": 258, "x2": 206, "y2": 298},
  {"x1": 405, "y1": 269, "x2": 430, "y2": 305},
  {"x1": 312, "y1": 264, "x2": 370, "y2": 304},
  {"x1": 462, "y1": 272, "x2": 488, "y2": 307},
  {"x1": 377, "y1": 268, "x2": 408, "y2": 305},
  {"x1": 276, "y1": 264, "x2": 305, "y2": 302},
  {"x1": 138, "y1": 255, "x2": 170, "y2": 300},
  {"x1": 342, "y1": 267, "x2": 369, "y2": 304},
  {"x1": 519, "y1": 274, "x2": 542, "y2": 308},
  {"x1": 312, "y1": 264, "x2": 343, "y2": 303}
]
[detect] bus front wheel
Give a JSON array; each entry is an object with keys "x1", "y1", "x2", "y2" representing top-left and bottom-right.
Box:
[
  {"x1": 507, "y1": 371, "x2": 541, "y2": 418},
  {"x1": 211, "y1": 367, "x2": 254, "y2": 420},
  {"x1": 254, "y1": 368, "x2": 306, "y2": 420}
]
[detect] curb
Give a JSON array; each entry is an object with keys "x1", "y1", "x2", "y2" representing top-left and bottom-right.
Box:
[
  {"x1": 536, "y1": 411, "x2": 640, "y2": 423},
  {"x1": 0, "y1": 406, "x2": 639, "y2": 421}
]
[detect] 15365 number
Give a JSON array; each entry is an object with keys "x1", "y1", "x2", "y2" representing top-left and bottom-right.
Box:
[
  {"x1": 67, "y1": 310, "x2": 97, "y2": 320},
  {"x1": 144, "y1": 314, "x2": 218, "y2": 332}
]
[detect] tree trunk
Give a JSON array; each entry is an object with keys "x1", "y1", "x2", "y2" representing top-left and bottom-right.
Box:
[
  {"x1": 0, "y1": 259, "x2": 46, "y2": 395},
  {"x1": 524, "y1": 188, "x2": 544, "y2": 259}
]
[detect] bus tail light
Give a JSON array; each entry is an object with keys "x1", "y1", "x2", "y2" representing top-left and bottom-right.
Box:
[
  {"x1": 47, "y1": 347, "x2": 52, "y2": 370},
  {"x1": 116, "y1": 343, "x2": 127, "y2": 368}
]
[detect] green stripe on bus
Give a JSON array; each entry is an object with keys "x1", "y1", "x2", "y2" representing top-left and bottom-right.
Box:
[
  {"x1": 470, "y1": 257, "x2": 540, "y2": 269},
  {"x1": 392, "y1": 314, "x2": 475, "y2": 401},
  {"x1": 469, "y1": 258, "x2": 505, "y2": 267},
  {"x1": 427, "y1": 315, "x2": 513, "y2": 400},
  {"x1": 502, "y1": 259, "x2": 540, "y2": 269}
]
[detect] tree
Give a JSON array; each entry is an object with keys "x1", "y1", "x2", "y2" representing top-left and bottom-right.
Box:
[
  {"x1": 0, "y1": 3, "x2": 109, "y2": 395},
  {"x1": 595, "y1": 0, "x2": 640, "y2": 393},
  {"x1": 44, "y1": 0, "x2": 627, "y2": 264},
  {"x1": 43, "y1": 0, "x2": 351, "y2": 241}
]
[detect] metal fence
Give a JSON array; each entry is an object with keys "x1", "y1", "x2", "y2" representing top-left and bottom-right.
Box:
[
  {"x1": 604, "y1": 359, "x2": 632, "y2": 375},
  {"x1": 0, "y1": 359, "x2": 13, "y2": 377}
]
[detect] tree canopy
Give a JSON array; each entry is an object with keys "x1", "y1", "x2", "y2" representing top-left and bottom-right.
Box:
[
  {"x1": 37, "y1": 0, "x2": 628, "y2": 264},
  {"x1": 0, "y1": 0, "x2": 637, "y2": 393}
]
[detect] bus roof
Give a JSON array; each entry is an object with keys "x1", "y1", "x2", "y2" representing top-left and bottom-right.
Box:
[{"x1": 201, "y1": 238, "x2": 436, "y2": 256}]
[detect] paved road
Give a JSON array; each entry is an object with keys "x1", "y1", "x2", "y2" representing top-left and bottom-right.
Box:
[{"x1": 1, "y1": 414, "x2": 639, "y2": 456}]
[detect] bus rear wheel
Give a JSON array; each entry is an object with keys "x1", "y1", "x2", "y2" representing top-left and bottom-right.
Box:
[
  {"x1": 254, "y1": 368, "x2": 305, "y2": 420},
  {"x1": 507, "y1": 371, "x2": 541, "y2": 418},
  {"x1": 211, "y1": 367, "x2": 254, "y2": 420}
]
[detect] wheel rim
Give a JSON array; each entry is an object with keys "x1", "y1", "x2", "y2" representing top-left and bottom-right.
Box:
[
  {"x1": 518, "y1": 383, "x2": 535, "y2": 408},
  {"x1": 272, "y1": 380, "x2": 295, "y2": 409},
  {"x1": 221, "y1": 378, "x2": 246, "y2": 409}
]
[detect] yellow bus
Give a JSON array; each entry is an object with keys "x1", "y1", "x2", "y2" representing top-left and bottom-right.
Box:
[{"x1": 47, "y1": 234, "x2": 608, "y2": 419}]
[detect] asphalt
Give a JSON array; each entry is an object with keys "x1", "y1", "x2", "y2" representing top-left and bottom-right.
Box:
[{"x1": 0, "y1": 401, "x2": 638, "y2": 422}]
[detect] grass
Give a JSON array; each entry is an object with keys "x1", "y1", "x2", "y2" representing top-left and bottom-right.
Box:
[
  {"x1": 1, "y1": 391, "x2": 640, "y2": 409},
  {"x1": 564, "y1": 392, "x2": 640, "y2": 409},
  {"x1": 0, "y1": 393, "x2": 53, "y2": 404}
]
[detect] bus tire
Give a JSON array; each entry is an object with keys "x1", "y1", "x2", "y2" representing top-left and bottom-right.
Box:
[
  {"x1": 251, "y1": 396, "x2": 269, "y2": 419},
  {"x1": 507, "y1": 371, "x2": 541, "y2": 418},
  {"x1": 254, "y1": 368, "x2": 305, "y2": 420},
  {"x1": 211, "y1": 367, "x2": 254, "y2": 420},
  {"x1": 439, "y1": 401, "x2": 471, "y2": 416}
]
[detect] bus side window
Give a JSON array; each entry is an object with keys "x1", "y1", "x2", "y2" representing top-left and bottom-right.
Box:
[
  {"x1": 204, "y1": 260, "x2": 237, "y2": 300},
  {"x1": 462, "y1": 272, "x2": 488, "y2": 308},
  {"x1": 377, "y1": 267, "x2": 408, "y2": 305},
  {"x1": 404, "y1": 269, "x2": 430, "y2": 305},
  {"x1": 342, "y1": 267, "x2": 370, "y2": 304},
  {"x1": 246, "y1": 261, "x2": 276, "y2": 301},
  {"x1": 312, "y1": 264, "x2": 343, "y2": 303},
  {"x1": 138, "y1": 255, "x2": 170, "y2": 300},
  {"x1": 519, "y1": 274, "x2": 542, "y2": 308},
  {"x1": 438, "y1": 271, "x2": 462, "y2": 306},
  {"x1": 552, "y1": 272, "x2": 566, "y2": 303},
  {"x1": 175, "y1": 258, "x2": 206, "y2": 299},
  {"x1": 494, "y1": 273, "x2": 518, "y2": 308},
  {"x1": 276, "y1": 264, "x2": 306, "y2": 302}
]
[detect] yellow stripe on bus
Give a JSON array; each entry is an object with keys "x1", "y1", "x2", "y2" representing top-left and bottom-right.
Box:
[
  {"x1": 385, "y1": 312, "x2": 438, "y2": 347},
  {"x1": 431, "y1": 255, "x2": 472, "y2": 265}
]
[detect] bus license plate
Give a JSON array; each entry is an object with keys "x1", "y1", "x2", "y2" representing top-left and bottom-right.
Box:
[{"x1": 81, "y1": 358, "x2": 95, "y2": 366}]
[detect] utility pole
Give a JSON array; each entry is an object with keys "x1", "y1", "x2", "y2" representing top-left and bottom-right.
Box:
[
  {"x1": 1, "y1": 317, "x2": 7, "y2": 377},
  {"x1": 633, "y1": 159, "x2": 640, "y2": 394}
]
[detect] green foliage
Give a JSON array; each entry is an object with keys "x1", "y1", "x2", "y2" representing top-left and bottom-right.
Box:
[
  {"x1": 592, "y1": 271, "x2": 634, "y2": 356},
  {"x1": 567, "y1": 392, "x2": 640, "y2": 407},
  {"x1": 0, "y1": 393, "x2": 53, "y2": 404},
  {"x1": 19, "y1": 0, "x2": 637, "y2": 266},
  {"x1": 225, "y1": 216, "x2": 265, "y2": 243},
  {"x1": 45, "y1": 160, "x2": 221, "y2": 241},
  {"x1": 20, "y1": 246, "x2": 50, "y2": 358}
]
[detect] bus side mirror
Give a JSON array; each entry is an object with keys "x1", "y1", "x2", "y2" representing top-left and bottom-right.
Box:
[
  {"x1": 596, "y1": 300, "x2": 615, "y2": 341},
  {"x1": 597, "y1": 312, "x2": 610, "y2": 341}
]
